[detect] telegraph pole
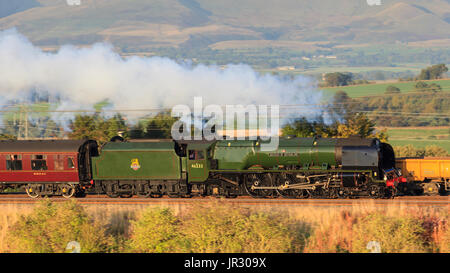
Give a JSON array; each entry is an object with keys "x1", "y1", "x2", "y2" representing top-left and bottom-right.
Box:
[
  {"x1": 17, "y1": 105, "x2": 29, "y2": 140},
  {"x1": 25, "y1": 110, "x2": 28, "y2": 140},
  {"x1": 18, "y1": 109, "x2": 23, "y2": 139}
]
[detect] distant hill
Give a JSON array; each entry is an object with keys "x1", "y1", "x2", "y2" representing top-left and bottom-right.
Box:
[
  {"x1": 0, "y1": 0, "x2": 40, "y2": 18},
  {"x1": 0, "y1": 0, "x2": 449, "y2": 50}
]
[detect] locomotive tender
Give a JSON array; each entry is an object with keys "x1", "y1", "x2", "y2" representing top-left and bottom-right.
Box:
[{"x1": 0, "y1": 136, "x2": 406, "y2": 198}]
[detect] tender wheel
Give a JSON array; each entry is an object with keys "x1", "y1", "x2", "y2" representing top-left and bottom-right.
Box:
[
  {"x1": 137, "y1": 192, "x2": 151, "y2": 198},
  {"x1": 106, "y1": 191, "x2": 120, "y2": 198},
  {"x1": 137, "y1": 184, "x2": 152, "y2": 198},
  {"x1": 137, "y1": 184, "x2": 163, "y2": 198},
  {"x1": 119, "y1": 184, "x2": 133, "y2": 198},
  {"x1": 119, "y1": 194, "x2": 133, "y2": 198},
  {"x1": 60, "y1": 184, "x2": 75, "y2": 198},
  {"x1": 244, "y1": 173, "x2": 274, "y2": 198},
  {"x1": 105, "y1": 182, "x2": 120, "y2": 198}
]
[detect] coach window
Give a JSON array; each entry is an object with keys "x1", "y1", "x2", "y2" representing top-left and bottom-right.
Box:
[
  {"x1": 54, "y1": 155, "x2": 65, "y2": 171},
  {"x1": 31, "y1": 155, "x2": 48, "y2": 170},
  {"x1": 6, "y1": 155, "x2": 22, "y2": 170},
  {"x1": 67, "y1": 157, "x2": 75, "y2": 169}
]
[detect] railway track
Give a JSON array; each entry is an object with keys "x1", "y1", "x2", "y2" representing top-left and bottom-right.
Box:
[{"x1": 0, "y1": 193, "x2": 448, "y2": 207}]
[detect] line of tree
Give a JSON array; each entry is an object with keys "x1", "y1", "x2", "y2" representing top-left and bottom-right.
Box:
[
  {"x1": 416, "y1": 64, "x2": 448, "y2": 81},
  {"x1": 281, "y1": 112, "x2": 388, "y2": 142},
  {"x1": 67, "y1": 108, "x2": 388, "y2": 145},
  {"x1": 322, "y1": 72, "x2": 354, "y2": 87},
  {"x1": 334, "y1": 85, "x2": 450, "y2": 127},
  {"x1": 323, "y1": 64, "x2": 448, "y2": 87},
  {"x1": 68, "y1": 112, "x2": 178, "y2": 144},
  {"x1": 69, "y1": 114, "x2": 128, "y2": 144},
  {"x1": 128, "y1": 113, "x2": 178, "y2": 139}
]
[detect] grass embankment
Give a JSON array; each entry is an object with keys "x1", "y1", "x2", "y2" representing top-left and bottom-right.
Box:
[{"x1": 0, "y1": 200, "x2": 448, "y2": 253}]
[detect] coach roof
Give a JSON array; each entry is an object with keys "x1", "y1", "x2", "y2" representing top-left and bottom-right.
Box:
[{"x1": 0, "y1": 140, "x2": 88, "y2": 153}]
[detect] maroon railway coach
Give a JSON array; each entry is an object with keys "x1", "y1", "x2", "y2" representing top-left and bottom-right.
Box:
[{"x1": 0, "y1": 140, "x2": 98, "y2": 198}]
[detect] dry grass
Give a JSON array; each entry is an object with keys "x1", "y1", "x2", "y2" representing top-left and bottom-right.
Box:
[
  {"x1": 0, "y1": 205, "x2": 33, "y2": 252},
  {"x1": 0, "y1": 200, "x2": 448, "y2": 253}
]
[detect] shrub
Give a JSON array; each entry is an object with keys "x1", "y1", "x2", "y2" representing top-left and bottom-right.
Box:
[
  {"x1": 303, "y1": 210, "x2": 355, "y2": 253},
  {"x1": 392, "y1": 144, "x2": 449, "y2": 157},
  {"x1": 128, "y1": 208, "x2": 186, "y2": 253},
  {"x1": 127, "y1": 203, "x2": 309, "y2": 253},
  {"x1": 180, "y1": 203, "x2": 308, "y2": 253},
  {"x1": 417, "y1": 212, "x2": 450, "y2": 253},
  {"x1": 439, "y1": 224, "x2": 450, "y2": 252},
  {"x1": 352, "y1": 213, "x2": 429, "y2": 253},
  {"x1": 8, "y1": 200, "x2": 112, "y2": 253},
  {"x1": 414, "y1": 81, "x2": 442, "y2": 92},
  {"x1": 394, "y1": 144, "x2": 425, "y2": 157},
  {"x1": 103, "y1": 210, "x2": 134, "y2": 252},
  {"x1": 324, "y1": 72, "x2": 353, "y2": 87},
  {"x1": 424, "y1": 145, "x2": 449, "y2": 157},
  {"x1": 385, "y1": 85, "x2": 401, "y2": 94}
]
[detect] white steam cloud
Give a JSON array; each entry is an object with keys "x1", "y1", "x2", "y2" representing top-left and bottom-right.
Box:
[{"x1": 0, "y1": 28, "x2": 329, "y2": 125}]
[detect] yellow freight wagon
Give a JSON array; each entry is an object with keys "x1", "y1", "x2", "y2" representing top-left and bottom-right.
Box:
[{"x1": 395, "y1": 157, "x2": 450, "y2": 195}]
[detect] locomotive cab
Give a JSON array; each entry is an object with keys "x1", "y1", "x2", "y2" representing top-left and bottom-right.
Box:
[{"x1": 186, "y1": 142, "x2": 214, "y2": 182}]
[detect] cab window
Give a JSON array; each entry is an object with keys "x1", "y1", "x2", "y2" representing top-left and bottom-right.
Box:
[
  {"x1": 188, "y1": 150, "x2": 204, "y2": 160},
  {"x1": 6, "y1": 154, "x2": 22, "y2": 170}
]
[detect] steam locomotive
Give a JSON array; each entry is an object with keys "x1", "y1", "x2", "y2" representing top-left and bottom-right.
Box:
[{"x1": 0, "y1": 136, "x2": 407, "y2": 199}]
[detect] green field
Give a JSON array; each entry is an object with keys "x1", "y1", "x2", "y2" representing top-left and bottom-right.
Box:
[
  {"x1": 323, "y1": 79, "x2": 450, "y2": 98},
  {"x1": 300, "y1": 63, "x2": 428, "y2": 74},
  {"x1": 388, "y1": 139, "x2": 450, "y2": 153},
  {"x1": 383, "y1": 127, "x2": 450, "y2": 153}
]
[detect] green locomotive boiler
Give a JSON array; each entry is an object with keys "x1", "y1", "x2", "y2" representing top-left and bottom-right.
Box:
[{"x1": 90, "y1": 136, "x2": 405, "y2": 198}]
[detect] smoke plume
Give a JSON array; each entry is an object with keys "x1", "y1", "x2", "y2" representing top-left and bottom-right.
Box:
[{"x1": 0, "y1": 28, "x2": 330, "y2": 127}]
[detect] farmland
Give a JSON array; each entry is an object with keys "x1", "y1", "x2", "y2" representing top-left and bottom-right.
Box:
[
  {"x1": 323, "y1": 79, "x2": 450, "y2": 98},
  {"x1": 382, "y1": 127, "x2": 450, "y2": 153}
]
